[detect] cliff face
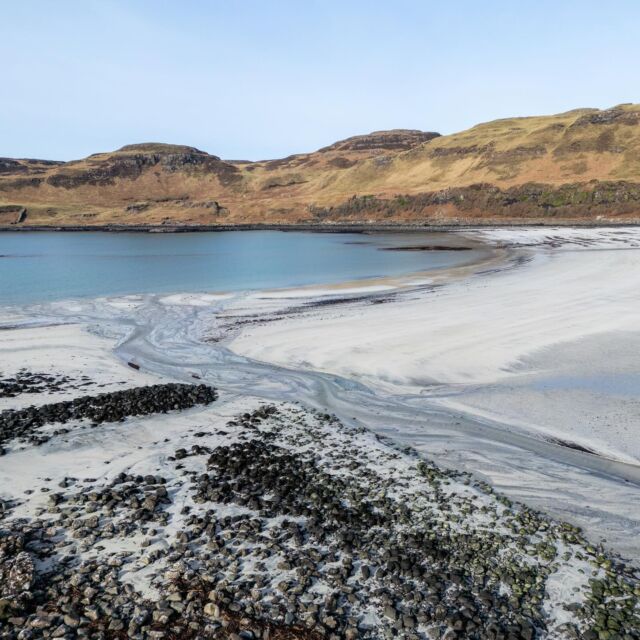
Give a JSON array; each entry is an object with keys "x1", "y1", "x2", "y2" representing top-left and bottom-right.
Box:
[{"x1": 2, "y1": 106, "x2": 640, "y2": 227}]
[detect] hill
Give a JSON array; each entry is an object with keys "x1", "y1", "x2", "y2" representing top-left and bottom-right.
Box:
[{"x1": 2, "y1": 105, "x2": 640, "y2": 227}]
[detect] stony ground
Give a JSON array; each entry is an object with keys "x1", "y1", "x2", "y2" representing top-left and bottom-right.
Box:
[
  {"x1": 0, "y1": 383, "x2": 638, "y2": 640},
  {"x1": 0, "y1": 383, "x2": 218, "y2": 450},
  {"x1": 0, "y1": 371, "x2": 93, "y2": 400}
]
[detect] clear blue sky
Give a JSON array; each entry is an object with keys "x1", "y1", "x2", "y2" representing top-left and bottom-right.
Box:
[{"x1": 1, "y1": 1, "x2": 638, "y2": 161}]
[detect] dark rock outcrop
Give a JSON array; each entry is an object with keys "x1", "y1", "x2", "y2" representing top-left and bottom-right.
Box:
[
  {"x1": 45, "y1": 149, "x2": 241, "y2": 189},
  {"x1": 309, "y1": 181, "x2": 640, "y2": 221},
  {"x1": 571, "y1": 106, "x2": 640, "y2": 128},
  {"x1": 319, "y1": 129, "x2": 441, "y2": 153}
]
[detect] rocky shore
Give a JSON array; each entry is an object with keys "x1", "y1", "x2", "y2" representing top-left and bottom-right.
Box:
[
  {"x1": 0, "y1": 383, "x2": 218, "y2": 450},
  {"x1": 2, "y1": 222, "x2": 640, "y2": 234},
  {"x1": 0, "y1": 379, "x2": 638, "y2": 639},
  {"x1": 0, "y1": 371, "x2": 90, "y2": 400}
]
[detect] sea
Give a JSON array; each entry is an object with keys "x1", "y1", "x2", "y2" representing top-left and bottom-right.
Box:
[{"x1": 0, "y1": 230, "x2": 483, "y2": 305}]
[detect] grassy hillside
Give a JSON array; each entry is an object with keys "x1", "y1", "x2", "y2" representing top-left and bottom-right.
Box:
[{"x1": 1, "y1": 104, "x2": 640, "y2": 227}]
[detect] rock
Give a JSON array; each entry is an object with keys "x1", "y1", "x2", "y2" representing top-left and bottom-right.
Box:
[
  {"x1": 384, "y1": 605, "x2": 397, "y2": 621},
  {"x1": 0, "y1": 383, "x2": 218, "y2": 448},
  {"x1": 0, "y1": 550, "x2": 34, "y2": 603},
  {"x1": 63, "y1": 613, "x2": 80, "y2": 628}
]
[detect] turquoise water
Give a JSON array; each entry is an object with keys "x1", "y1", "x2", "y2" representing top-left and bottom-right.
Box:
[{"x1": 0, "y1": 231, "x2": 484, "y2": 305}]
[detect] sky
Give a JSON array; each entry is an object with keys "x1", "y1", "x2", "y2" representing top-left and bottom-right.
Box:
[{"x1": 1, "y1": 1, "x2": 639, "y2": 161}]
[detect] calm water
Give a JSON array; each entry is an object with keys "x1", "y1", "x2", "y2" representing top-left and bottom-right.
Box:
[{"x1": 0, "y1": 231, "x2": 484, "y2": 305}]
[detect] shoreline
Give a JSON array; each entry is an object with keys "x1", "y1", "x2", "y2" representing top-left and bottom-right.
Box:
[
  {"x1": 0, "y1": 226, "x2": 495, "y2": 307},
  {"x1": 2, "y1": 244, "x2": 637, "y2": 565},
  {"x1": 2, "y1": 228, "x2": 640, "y2": 565},
  {"x1": 3, "y1": 220, "x2": 640, "y2": 233},
  {"x1": 221, "y1": 227, "x2": 640, "y2": 562},
  {"x1": 230, "y1": 227, "x2": 640, "y2": 466}
]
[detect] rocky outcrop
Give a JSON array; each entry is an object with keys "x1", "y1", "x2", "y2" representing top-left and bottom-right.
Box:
[
  {"x1": 0, "y1": 177, "x2": 43, "y2": 191},
  {"x1": 570, "y1": 105, "x2": 640, "y2": 128},
  {"x1": 125, "y1": 202, "x2": 151, "y2": 213},
  {"x1": 309, "y1": 181, "x2": 640, "y2": 222},
  {"x1": 0, "y1": 158, "x2": 63, "y2": 175},
  {"x1": 319, "y1": 129, "x2": 440, "y2": 153},
  {"x1": 125, "y1": 200, "x2": 229, "y2": 216},
  {"x1": 429, "y1": 143, "x2": 495, "y2": 158},
  {"x1": 0, "y1": 160, "x2": 25, "y2": 174},
  {"x1": 116, "y1": 143, "x2": 206, "y2": 154},
  {"x1": 0, "y1": 205, "x2": 27, "y2": 224},
  {"x1": 327, "y1": 156, "x2": 357, "y2": 169},
  {"x1": 181, "y1": 200, "x2": 229, "y2": 214},
  {"x1": 46, "y1": 149, "x2": 241, "y2": 189}
]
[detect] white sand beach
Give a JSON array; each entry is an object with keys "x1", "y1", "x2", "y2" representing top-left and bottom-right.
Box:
[
  {"x1": 0, "y1": 324, "x2": 163, "y2": 412},
  {"x1": 230, "y1": 228, "x2": 640, "y2": 466}
]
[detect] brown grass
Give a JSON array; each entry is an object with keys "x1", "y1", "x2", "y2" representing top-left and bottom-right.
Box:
[{"x1": 2, "y1": 104, "x2": 640, "y2": 226}]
